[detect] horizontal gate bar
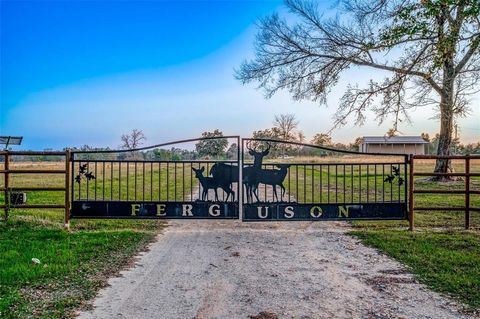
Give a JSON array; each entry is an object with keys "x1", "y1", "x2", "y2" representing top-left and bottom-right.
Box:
[
  {"x1": 0, "y1": 187, "x2": 66, "y2": 192},
  {"x1": 413, "y1": 172, "x2": 480, "y2": 177},
  {"x1": 0, "y1": 204, "x2": 66, "y2": 209},
  {"x1": 0, "y1": 169, "x2": 67, "y2": 174},
  {"x1": 414, "y1": 207, "x2": 480, "y2": 211},
  {"x1": 413, "y1": 190, "x2": 480, "y2": 194}
]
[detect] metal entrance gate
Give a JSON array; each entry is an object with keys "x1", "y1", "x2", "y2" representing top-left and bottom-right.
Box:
[
  {"x1": 69, "y1": 136, "x2": 408, "y2": 221},
  {"x1": 70, "y1": 136, "x2": 240, "y2": 219},
  {"x1": 241, "y1": 138, "x2": 408, "y2": 221}
]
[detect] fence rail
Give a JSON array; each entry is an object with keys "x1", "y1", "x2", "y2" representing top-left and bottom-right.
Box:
[
  {"x1": 409, "y1": 154, "x2": 480, "y2": 230},
  {"x1": 0, "y1": 150, "x2": 71, "y2": 226}
]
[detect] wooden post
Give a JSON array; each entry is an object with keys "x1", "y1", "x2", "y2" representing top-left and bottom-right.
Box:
[
  {"x1": 465, "y1": 155, "x2": 470, "y2": 230},
  {"x1": 64, "y1": 150, "x2": 71, "y2": 229},
  {"x1": 3, "y1": 152, "x2": 9, "y2": 221},
  {"x1": 408, "y1": 154, "x2": 414, "y2": 231}
]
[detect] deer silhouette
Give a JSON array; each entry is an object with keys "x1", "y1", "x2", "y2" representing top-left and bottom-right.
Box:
[
  {"x1": 210, "y1": 142, "x2": 271, "y2": 203},
  {"x1": 254, "y1": 164, "x2": 291, "y2": 202},
  {"x1": 192, "y1": 166, "x2": 234, "y2": 202}
]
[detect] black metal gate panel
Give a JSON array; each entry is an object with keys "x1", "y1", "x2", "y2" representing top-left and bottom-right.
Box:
[
  {"x1": 70, "y1": 136, "x2": 240, "y2": 219},
  {"x1": 70, "y1": 135, "x2": 409, "y2": 222},
  {"x1": 241, "y1": 138, "x2": 408, "y2": 221}
]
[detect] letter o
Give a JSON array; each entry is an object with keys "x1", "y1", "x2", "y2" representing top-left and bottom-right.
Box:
[{"x1": 310, "y1": 206, "x2": 323, "y2": 218}]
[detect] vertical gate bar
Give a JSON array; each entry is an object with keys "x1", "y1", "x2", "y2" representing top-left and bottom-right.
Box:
[
  {"x1": 311, "y1": 164, "x2": 314, "y2": 203},
  {"x1": 167, "y1": 162, "x2": 170, "y2": 201},
  {"x1": 110, "y1": 162, "x2": 113, "y2": 200},
  {"x1": 237, "y1": 136, "x2": 240, "y2": 207},
  {"x1": 335, "y1": 165, "x2": 338, "y2": 203},
  {"x1": 408, "y1": 155, "x2": 414, "y2": 231},
  {"x1": 398, "y1": 164, "x2": 401, "y2": 202},
  {"x1": 64, "y1": 151, "x2": 71, "y2": 228},
  {"x1": 190, "y1": 162, "x2": 193, "y2": 202},
  {"x1": 465, "y1": 155, "x2": 470, "y2": 229},
  {"x1": 151, "y1": 162, "x2": 153, "y2": 201},
  {"x1": 303, "y1": 164, "x2": 306, "y2": 203},
  {"x1": 78, "y1": 161, "x2": 82, "y2": 200},
  {"x1": 102, "y1": 162, "x2": 105, "y2": 200},
  {"x1": 3, "y1": 152, "x2": 9, "y2": 220},
  {"x1": 359, "y1": 165, "x2": 362, "y2": 203},
  {"x1": 288, "y1": 164, "x2": 291, "y2": 203},
  {"x1": 327, "y1": 165, "x2": 330, "y2": 203},
  {"x1": 343, "y1": 165, "x2": 346, "y2": 203},
  {"x1": 350, "y1": 164, "x2": 353, "y2": 202},
  {"x1": 111, "y1": 162, "x2": 114, "y2": 201},
  {"x1": 390, "y1": 164, "x2": 393, "y2": 202},
  {"x1": 264, "y1": 164, "x2": 267, "y2": 202},
  {"x1": 404, "y1": 156, "x2": 408, "y2": 206},
  {"x1": 134, "y1": 162, "x2": 137, "y2": 201},
  {"x1": 71, "y1": 160, "x2": 75, "y2": 202},
  {"x1": 127, "y1": 162, "x2": 130, "y2": 201},
  {"x1": 142, "y1": 162, "x2": 145, "y2": 201},
  {"x1": 94, "y1": 162, "x2": 98, "y2": 200},
  {"x1": 319, "y1": 164, "x2": 322, "y2": 203},
  {"x1": 119, "y1": 162, "x2": 122, "y2": 200},
  {"x1": 159, "y1": 162, "x2": 162, "y2": 201},
  {"x1": 374, "y1": 165, "x2": 377, "y2": 202},
  {"x1": 366, "y1": 164, "x2": 369, "y2": 202},
  {"x1": 221, "y1": 163, "x2": 224, "y2": 202},
  {"x1": 382, "y1": 164, "x2": 385, "y2": 202},
  {"x1": 86, "y1": 162, "x2": 90, "y2": 201},
  {"x1": 197, "y1": 163, "x2": 201, "y2": 200},
  {"x1": 182, "y1": 162, "x2": 185, "y2": 201},
  {"x1": 205, "y1": 163, "x2": 208, "y2": 201},
  {"x1": 296, "y1": 165, "x2": 299, "y2": 203}
]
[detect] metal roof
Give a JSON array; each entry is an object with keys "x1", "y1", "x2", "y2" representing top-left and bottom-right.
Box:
[{"x1": 361, "y1": 136, "x2": 429, "y2": 144}]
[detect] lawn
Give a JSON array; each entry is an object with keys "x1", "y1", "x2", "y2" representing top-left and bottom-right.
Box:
[{"x1": 0, "y1": 161, "x2": 168, "y2": 318}]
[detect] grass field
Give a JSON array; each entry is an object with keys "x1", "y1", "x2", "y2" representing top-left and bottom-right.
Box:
[
  {"x1": 0, "y1": 161, "x2": 169, "y2": 318},
  {"x1": 1, "y1": 157, "x2": 479, "y2": 316}
]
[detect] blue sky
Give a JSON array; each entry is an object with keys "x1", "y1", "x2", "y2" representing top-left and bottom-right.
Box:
[{"x1": 1, "y1": 0, "x2": 478, "y2": 150}]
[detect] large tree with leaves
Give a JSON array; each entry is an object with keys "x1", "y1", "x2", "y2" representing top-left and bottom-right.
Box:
[
  {"x1": 195, "y1": 129, "x2": 228, "y2": 158},
  {"x1": 237, "y1": 0, "x2": 479, "y2": 176}
]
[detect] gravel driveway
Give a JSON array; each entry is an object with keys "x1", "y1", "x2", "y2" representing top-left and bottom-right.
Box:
[{"x1": 78, "y1": 220, "x2": 471, "y2": 319}]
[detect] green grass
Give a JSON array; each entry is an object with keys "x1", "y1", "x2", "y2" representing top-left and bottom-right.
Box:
[
  {"x1": 350, "y1": 230, "x2": 480, "y2": 310},
  {"x1": 0, "y1": 162, "x2": 171, "y2": 318},
  {"x1": 0, "y1": 210, "x2": 165, "y2": 318}
]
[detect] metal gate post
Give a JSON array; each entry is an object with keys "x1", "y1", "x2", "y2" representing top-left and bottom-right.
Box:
[
  {"x1": 3, "y1": 152, "x2": 9, "y2": 221},
  {"x1": 64, "y1": 150, "x2": 71, "y2": 229},
  {"x1": 408, "y1": 154, "x2": 414, "y2": 231},
  {"x1": 465, "y1": 155, "x2": 470, "y2": 230},
  {"x1": 238, "y1": 137, "x2": 243, "y2": 221}
]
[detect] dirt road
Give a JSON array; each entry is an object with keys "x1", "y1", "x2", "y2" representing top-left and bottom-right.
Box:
[{"x1": 78, "y1": 221, "x2": 471, "y2": 319}]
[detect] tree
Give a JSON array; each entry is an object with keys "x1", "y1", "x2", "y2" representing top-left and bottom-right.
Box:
[
  {"x1": 121, "y1": 129, "x2": 146, "y2": 150},
  {"x1": 195, "y1": 129, "x2": 228, "y2": 158},
  {"x1": 120, "y1": 129, "x2": 146, "y2": 159},
  {"x1": 273, "y1": 114, "x2": 299, "y2": 141},
  {"x1": 421, "y1": 132, "x2": 431, "y2": 142},
  {"x1": 386, "y1": 128, "x2": 399, "y2": 137},
  {"x1": 297, "y1": 131, "x2": 306, "y2": 143},
  {"x1": 273, "y1": 114, "x2": 299, "y2": 156},
  {"x1": 311, "y1": 133, "x2": 332, "y2": 147},
  {"x1": 226, "y1": 143, "x2": 238, "y2": 159},
  {"x1": 250, "y1": 128, "x2": 281, "y2": 156},
  {"x1": 236, "y1": 0, "x2": 480, "y2": 178}
]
